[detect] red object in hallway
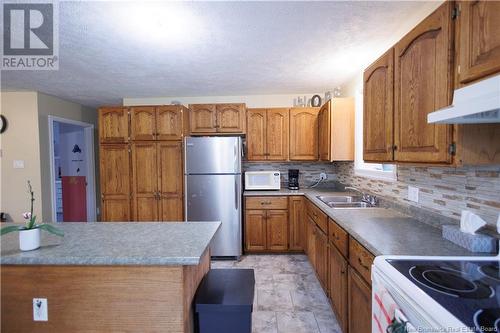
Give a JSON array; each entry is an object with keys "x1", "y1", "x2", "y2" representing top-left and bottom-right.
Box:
[{"x1": 62, "y1": 176, "x2": 87, "y2": 222}]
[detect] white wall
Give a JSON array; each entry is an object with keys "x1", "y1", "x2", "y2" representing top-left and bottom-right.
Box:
[
  {"x1": 1, "y1": 92, "x2": 44, "y2": 222},
  {"x1": 123, "y1": 93, "x2": 322, "y2": 108}
]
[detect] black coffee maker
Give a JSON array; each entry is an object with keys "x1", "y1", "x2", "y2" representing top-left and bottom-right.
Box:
[{"x1": 288, "y1": 169, "x2": 300, "y2": 190}]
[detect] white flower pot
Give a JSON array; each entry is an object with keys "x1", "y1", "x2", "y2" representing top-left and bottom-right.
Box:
[{"x1": 19, "y1": 228, "x2": 40, "y2": 251}]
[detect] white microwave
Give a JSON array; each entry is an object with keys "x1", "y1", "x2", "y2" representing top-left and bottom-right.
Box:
[{"x1": 245, "y1": 171, "x2": 281, "y2": 190}]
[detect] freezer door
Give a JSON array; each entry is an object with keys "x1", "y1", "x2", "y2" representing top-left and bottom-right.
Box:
[
  {"x1": 185, "y1": 137, "x2": 241, "y2": 174},
  {"x1": 185, "y1": 174, "x2": 242, "y2": 257}
]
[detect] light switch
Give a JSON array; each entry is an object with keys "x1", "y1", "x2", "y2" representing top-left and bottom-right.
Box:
[
  {"x1": 33, "y1": 298, "x2": 48, "y2": 321},
  {"x1": 408, "y1": 186, "x2": 419, "y2": 203},
  {"x1": 13, "y1": 160, "x2": 25, "y2": 169}
]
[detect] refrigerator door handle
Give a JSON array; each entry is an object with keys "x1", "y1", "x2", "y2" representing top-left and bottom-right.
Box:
[{"x1": 235, "y1": 177, "x2": 239, "y2": 210}]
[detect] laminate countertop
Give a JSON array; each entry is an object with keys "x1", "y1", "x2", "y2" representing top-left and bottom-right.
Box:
[
  {"x1": 244, "y1": 188, "x2": 480, "y2": 257},
  {"x1": 0, "y1": 222, "x2": 220, "y2": 266}
]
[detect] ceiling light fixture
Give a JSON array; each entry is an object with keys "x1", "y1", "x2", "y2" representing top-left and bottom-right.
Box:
[{"x1": 116, "y1": 2, "x2": 202, "y2": 47}]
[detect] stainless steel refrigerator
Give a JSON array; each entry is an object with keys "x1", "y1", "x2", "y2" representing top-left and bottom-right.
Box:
[{"x1": 184, "y1": 136, "x2": 242, "y2": 258}]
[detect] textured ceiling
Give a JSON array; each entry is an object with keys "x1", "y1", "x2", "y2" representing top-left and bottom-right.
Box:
[{"x1": 1, "y1": 1, "x2": 441, "y2": 107}]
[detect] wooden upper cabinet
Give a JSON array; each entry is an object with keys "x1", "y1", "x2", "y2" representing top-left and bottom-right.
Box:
[
  {"x1": 247, "y1": 108, "x2": 289, "y2": 161},
  {"x1": 247, "y1": 109, "x2": 267, "y2": 160},
  {"x1": 158, "y1": 141, "x2": 183, "y2": 221},
  {"x1": 318, "y1": 103, "x2": 331, "y2": 161},
  {"x1": 189, "y1": 104, "x2": 217, "y2": 134},
  {"x1": 99, "y1": 144, "x2": 130, "y2": 221},
  {"x1": 266, "y1": 108, "x2": 289, "y2": 161},
  {"x1": 131, "y1": 142, "x2": 158, "y2": 221},
  {"x1": 394, "y1": 2, "x2": 453, "y2": 164},
  {"x1": 216, "y1": 104, "x2": 246, "y2": 133},
  {"x1": 318, "y1": 99, "x2": 354, "y2": 162},
  {"x1": 363, "y1": 49, "x2": 395, "y2": 162},
  {"x1": 156, "y1": 106, "x2": 187, "y2": 141},
  {"x1": 289, "y1": 107, "x2": 319, "y2": 161},
  {"x1": 99, "y1": 107, "x2": 129, "y2": 143},
  {"x1": 189, "y1": 103, "x2": 246, "y2": 134},
  {"x1": 130, "y1": 106, "x2": 156, "y2": 141},
  {"x1": 457, "y1": 1, "x2": 500, "y2": 85}
]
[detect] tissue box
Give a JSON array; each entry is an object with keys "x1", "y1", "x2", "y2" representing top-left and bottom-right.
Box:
[{"x1": 442, "y1": 225, "x2": 498, "y2": 253}]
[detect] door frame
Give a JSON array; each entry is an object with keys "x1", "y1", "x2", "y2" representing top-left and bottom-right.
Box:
[{"x1": 48, "y1": 115, "x2": 97, "y2": 222}]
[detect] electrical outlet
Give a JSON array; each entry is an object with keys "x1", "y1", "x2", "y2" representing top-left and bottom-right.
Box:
[
  {"x1": 33, "y1": 298, "x2": 48, "y2": 321},
  {"x1": 319, "y1": 173, "x2": 328, "y2": 180},
  {"x1": 408, "y1": 186, "x2": 419, "y2": 203},
  {"x1": 13, "y1": 160, "x2": 25, "y2": 169}
]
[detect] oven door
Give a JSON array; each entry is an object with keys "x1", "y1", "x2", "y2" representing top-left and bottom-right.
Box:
[{"x1": 372, "y1": 267, "x2": 431, "y2": 333}]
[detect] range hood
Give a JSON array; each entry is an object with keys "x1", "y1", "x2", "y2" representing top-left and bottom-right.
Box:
[{"x1": 427, "y1": 74, "x2": 500, "y2": 124}]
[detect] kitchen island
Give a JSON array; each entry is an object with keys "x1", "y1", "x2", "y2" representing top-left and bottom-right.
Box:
[{"x1": 1, "y1": 222, "x2": 220, "y2": 333}]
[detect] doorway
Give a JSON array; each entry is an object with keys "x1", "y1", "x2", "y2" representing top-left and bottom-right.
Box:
[{"x1": 48, "y1": 116, "x2": 96, "y2": 222}]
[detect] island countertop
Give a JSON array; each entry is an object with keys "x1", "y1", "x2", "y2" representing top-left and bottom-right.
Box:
[{"x1": 0, "y1": 222, "x2": 220, "y2": 266}]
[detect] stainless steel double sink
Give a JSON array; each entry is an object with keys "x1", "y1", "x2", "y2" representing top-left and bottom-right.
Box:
[{"x1": 316, "y1": 195, "x2": 377, "y2": 209}]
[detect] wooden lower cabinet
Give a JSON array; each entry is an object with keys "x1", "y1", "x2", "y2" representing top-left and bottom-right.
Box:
[
  {"x1": 245, "y1": 210, "x2": 267, "y2": 251},
  {"x1": 329, "y1": 244, "x2": 348, "y2": 333},
  {"x1": 348, "y1": 267, "x2": 372, "y2": 333},
  {"x1": 266, "y1": 210, "x2": 288, "y2": 251},
  {"x1": 306, "y1": 215, "x2": 316, "y2": 267},
  {"x1": 314, "y1": 226, "x2": 328, "y2": 291},
  {"x1": 244, "y1": 197, "x2": 289, "y2": 252},
  {"x1": 288, "y1": 196, "x2": 305, "y2": 251}
]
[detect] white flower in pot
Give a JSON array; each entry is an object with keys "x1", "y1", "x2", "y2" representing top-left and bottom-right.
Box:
[{"x1": 1, "y1": 181, "x2": 63, "y2": 251}]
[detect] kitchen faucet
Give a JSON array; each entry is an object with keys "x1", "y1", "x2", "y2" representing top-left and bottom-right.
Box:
[{"x1": 344, "y1": 186, "x2": 379, "y2": 206}]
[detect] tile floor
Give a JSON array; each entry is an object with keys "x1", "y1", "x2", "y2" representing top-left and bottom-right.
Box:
[{"x1": 211, "y1": 254, "x2": 342, "y2": 333}]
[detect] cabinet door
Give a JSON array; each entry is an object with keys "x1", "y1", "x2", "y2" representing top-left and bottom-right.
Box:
[
  {"x1": 216, "y1": 104, "x2": 246, "y2": 133},
  {"x1": 100, "y1": 144, "x2": 130, "y2": 221},
  {"x1": 131, "y1": 143, "x2": 158, "y2": 221},
  {"x1": 99, "y1": 107, "x2": 129, "y2": 143},
  {"x1": 246, "y1": 109, "x2": 267, "y2": 161},
  {"x1": 266, "y1": 108, "x2": 289, "y2": 161},
  {"x1": 363, "y1": 49, "x2": 394, "y2": 162},
  {"x1": 318, "y1": 103, "x2": 331, "y2": 161},
  {"x1": 156, "y1": 106, "x2": 184, "y2": 141},
  {"x1": 348, "y1": 267, "x2": 372, "y2": 333},
  {"x1": 130, "y1": 106, "x2": 156, "y2": 141},
  {"x1": 329, "y1": 244, "x2": 348, "y2": 333},
  {"x1": 289, "y1": 108, "x2": 319, "y2": 160},
  {"x1": 458, "y1": 1, "x2": 500, "y2": 85},
  {"x1": 245, "y1": 210, "x2": 267, "y2": 251},
  {"x1": 189, "y1": 104, "x2": 217, "y2": 134},
  {"x1": 288, "y1": 196, "x2": 304, "y2": 251},
  {"x1": 266, "y1": 210, "x2": 288, "y2": 251},
  {"x1": 394, "y1": 2, "x2": 453, "y2": 163},
  {"x1": 315, "y1": 227, "x2": 328, "y2": 291},
  {"x1": 158, "y1": 141, "x2": 183, "y2": 221},
  {"x1": 307, "y1": 216, "x2": 316, "y2": 267}
]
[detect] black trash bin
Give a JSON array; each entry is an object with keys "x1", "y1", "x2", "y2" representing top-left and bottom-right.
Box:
[{"x1": 194, "y1": 269, "x2": 255, "y2": 333}]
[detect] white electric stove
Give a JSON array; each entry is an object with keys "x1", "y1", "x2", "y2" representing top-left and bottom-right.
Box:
[{"x1": 372, "y1": 254, "x2": 500, "y2": 333}]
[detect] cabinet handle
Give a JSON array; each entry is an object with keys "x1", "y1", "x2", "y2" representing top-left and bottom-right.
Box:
[
  {"x1": 358, "y1": 257, "x2": 370, "y2": 271},
  {"x1": 260, "y1": 201, "x2": 272, "y2": 205}
]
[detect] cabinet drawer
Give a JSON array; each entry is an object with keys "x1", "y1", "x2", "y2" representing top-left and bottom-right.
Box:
[
  {"x1": 349, "y1": 237, "x2": 374, "y2": 285},
  {"x1": 328, "y1": 219, "x2": 348, "y2": 257},
  {"x1": 245, "y1": 196, "x2": 288, "y2": 210},
  {"x1": 306, "y1": 200, "x2": 328, "y2": 234}
]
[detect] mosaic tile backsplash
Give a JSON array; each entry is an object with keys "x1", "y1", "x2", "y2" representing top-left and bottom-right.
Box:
[
  {"x1": 335, "y1": 162, "x2": 500, "y2": 227},
  {"x1": 242, "y1": 161, "x2": 337, "y2": 187}
]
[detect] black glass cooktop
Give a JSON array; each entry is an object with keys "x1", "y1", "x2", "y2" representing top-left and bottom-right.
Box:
[{"x1": 388, "y1": 259, "x2": 500, "y2": 332}]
